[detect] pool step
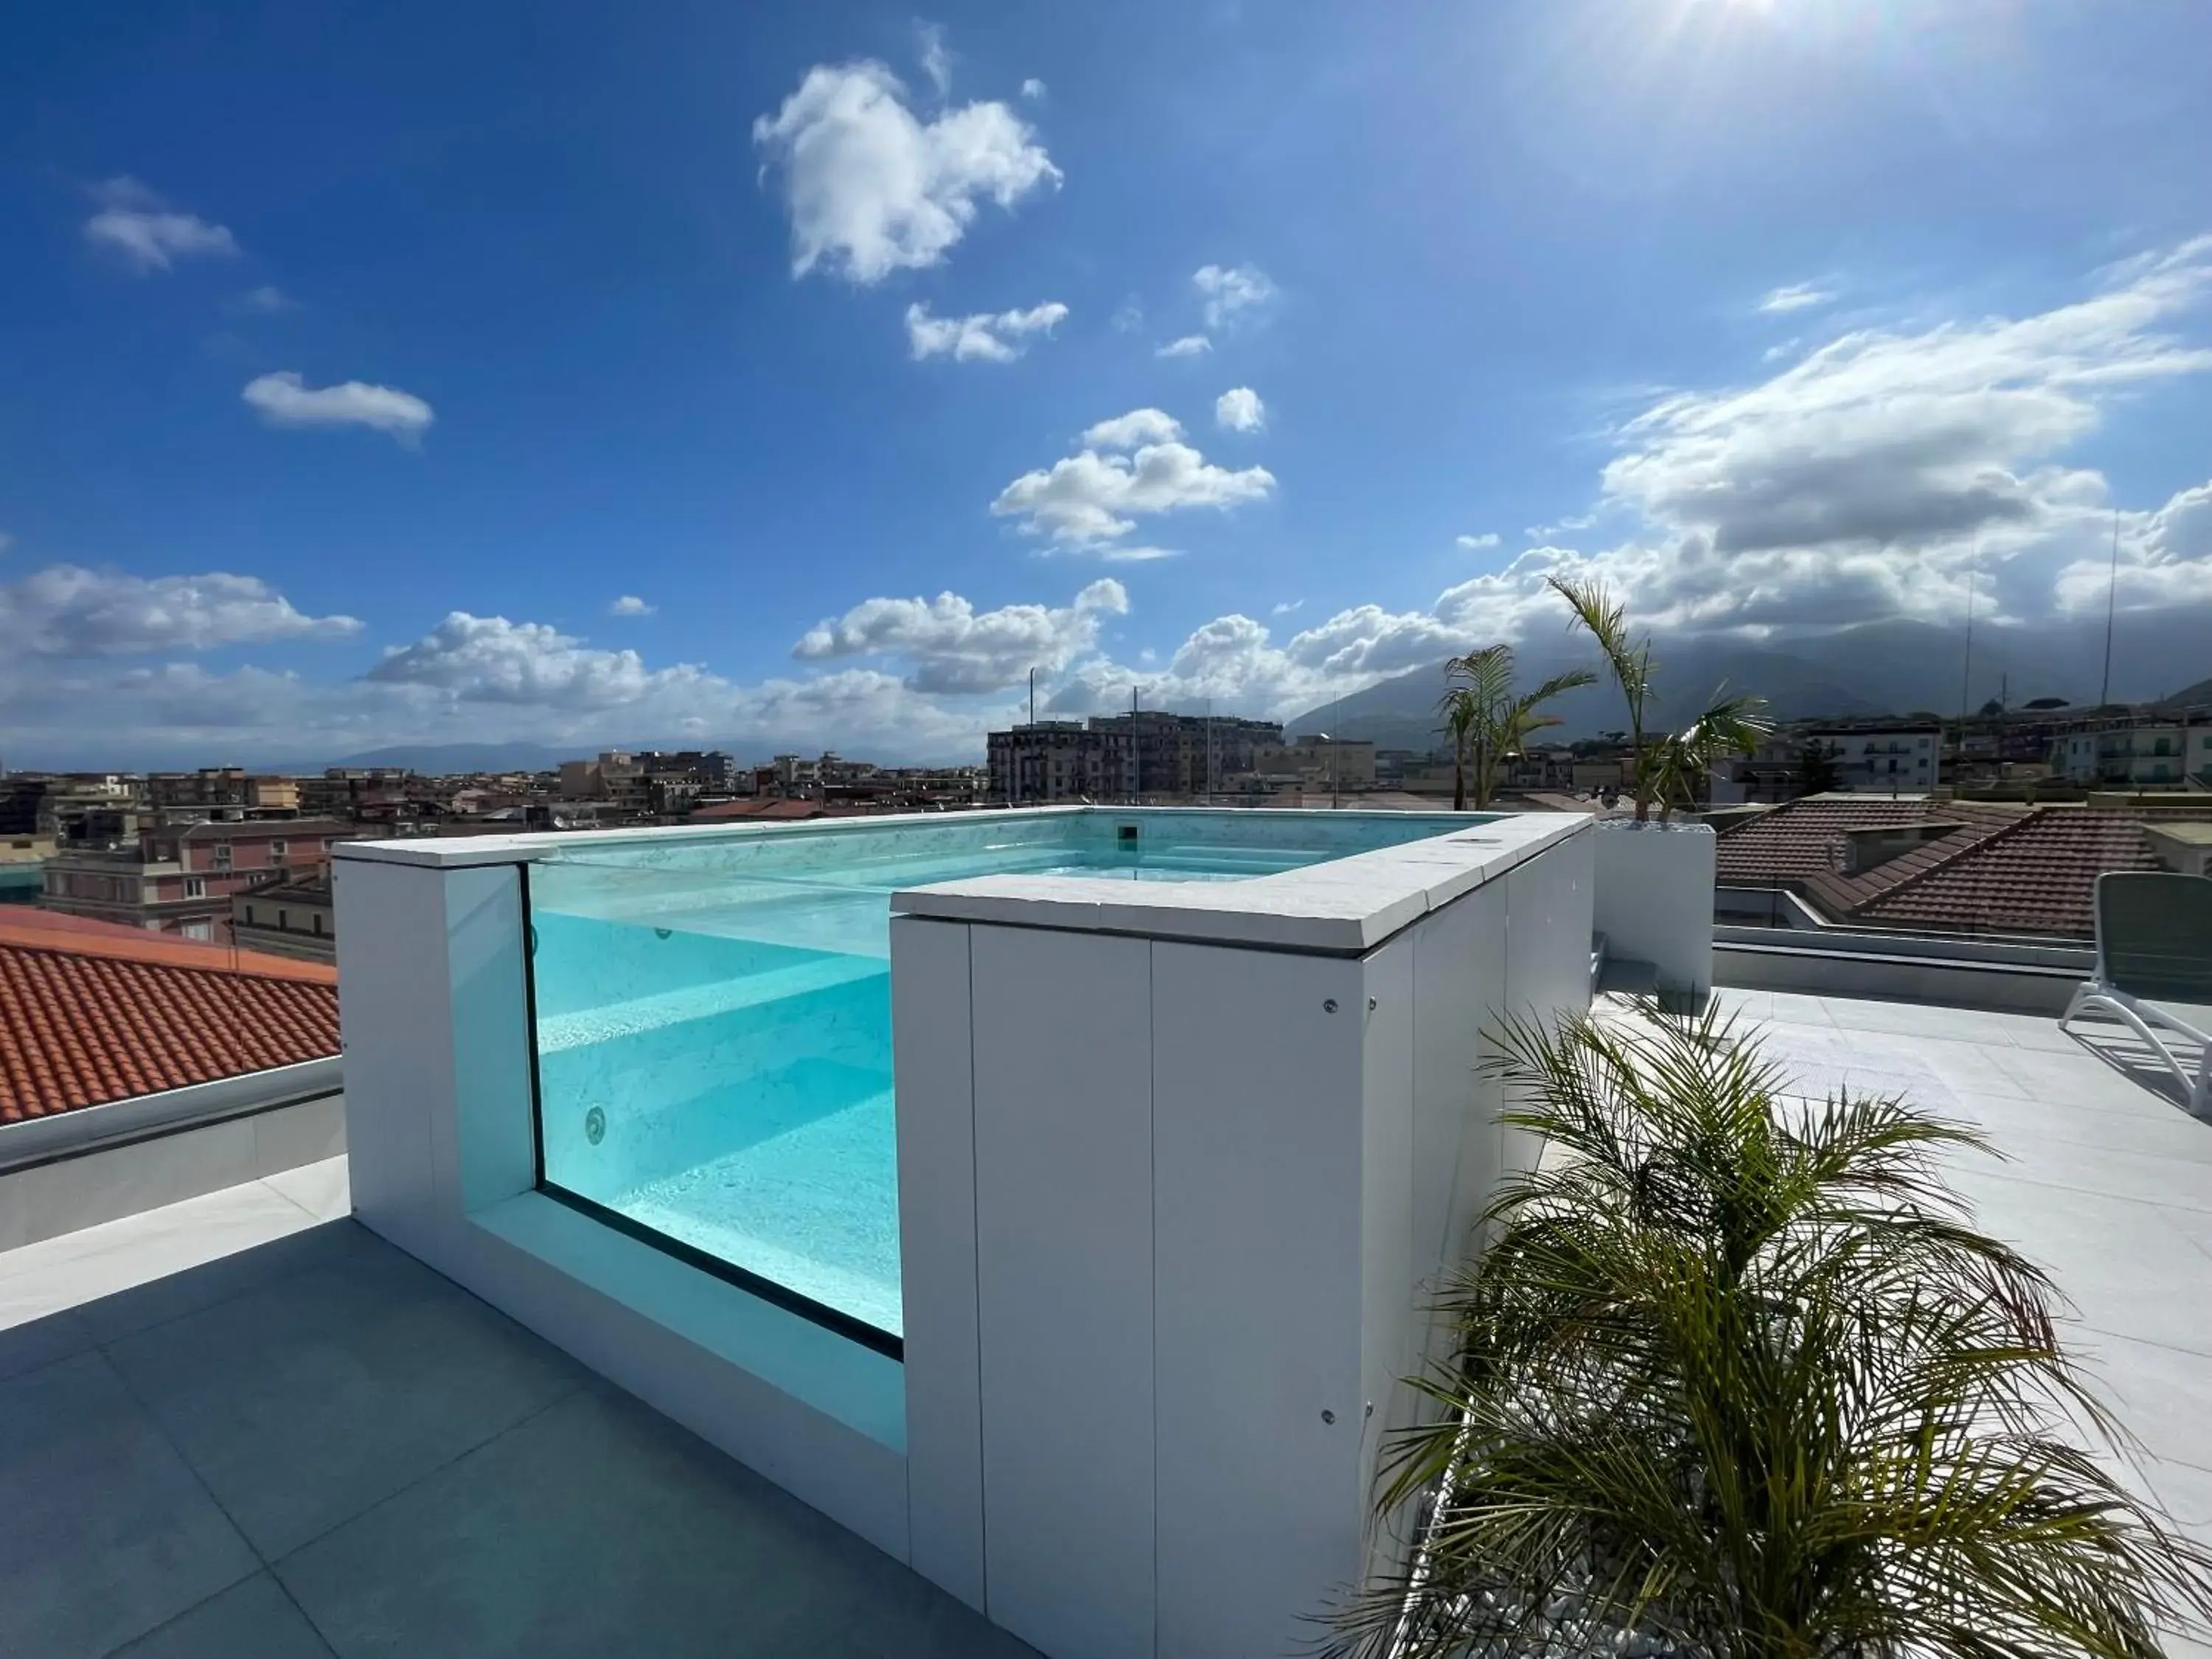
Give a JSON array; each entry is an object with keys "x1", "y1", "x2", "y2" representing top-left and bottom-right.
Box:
[{"x1": 536, "y1": 954, "x2": 885, "y2": 1053}]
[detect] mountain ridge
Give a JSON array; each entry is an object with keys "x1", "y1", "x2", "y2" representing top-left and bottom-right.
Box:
[{"x1": 1285, "y1": 609, "x2": 2212, "y2": 751}]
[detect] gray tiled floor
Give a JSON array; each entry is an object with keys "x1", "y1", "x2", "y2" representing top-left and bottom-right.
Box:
[{"x1": 0, "y1": 1162, "x2": 1034, "y2": 1659}]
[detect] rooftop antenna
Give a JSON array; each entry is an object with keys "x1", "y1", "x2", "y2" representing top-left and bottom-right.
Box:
[
  {"x1": 1028, "y1": 667, "x2": 1036, "y2": 728},
  {"x1": 1955, "y1": 552, "x2": 1977, "y2": 788},
  {"x1": 2098, "y1": 507, "x2": 2121, "y2": 709}
]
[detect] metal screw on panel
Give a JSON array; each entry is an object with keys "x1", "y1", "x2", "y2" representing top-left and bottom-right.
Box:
[
  {"x1": 1321, "y1": 1409, "x2": 1336, "y2": 1425},
  {"x1": 1365, "y1": 1402, "x2": 1374, "y2": 1419},
  {"x1": 585, "y1": 1106, "x2": 606, "y2": 1146},
  {"x1": 1323, "y1": 999, "x2": 1338, "y2": 1013},
  {"x1": 1368, "y1": 998, "x2": 1377, "y2": 1011}
]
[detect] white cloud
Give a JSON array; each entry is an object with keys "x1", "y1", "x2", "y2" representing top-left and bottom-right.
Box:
[
  {"x1": 243, "y1": 371, "x2": 434, "y2": 445},
  {"x1": 1155, "y1": 334, "x2": 1211, "y2": 359},
  {"x1": 1214, "y1": 386, "x2": 1266, "y2": 433},
  {"x1": 916, "y1": 21, "x2": 953, "y2": 96},
  {"x1": 794, "y1": 579, "x2": 1127, "y2": 693},
  {"x1": 1761, "y1": 338, "x2": 1799, "y2": 364},
  {"x1": 1579, "y1": 236, "x2": 2212, "y2": 631},
  {"x1": 1271, "y1": 598, "x2": 1304, "y2": 616},
  {"x1": 1759, "y1": 281, "x2": 1837, "y2": 315},
  {"x1": 610, "y1": 595, "x2": 655, "y2": 616},
  {"x1": 0, "y1": 564, "x2": 361, "y2": 656},
  {"x1": 82, "y1": 177, "x2": 239, "y2": 273},
  {"x1": 1079, "y1": 408, "x2": 1182, "y2": 449},
  {"x1": 1456, "y1": 532, "x2": 1501, "y2": 550},
  {"x1": 1020, "y1": 77, "x2": 1047, "y2": 102},
  {"x1": 1111, "y1": 296, "x2": 1143, "y2": 333},
  {"x1": 2053, "y1": 479, "x2": 2212, "y2": 613},
  {"x1": 752, "y1": 61, "x2": 1060, "y2": 284},
  {"x1": 366, "y1": 613, "x2": 723, "y2": 709},
  {"x1": 232, "y1": 285, "x2": 299, "y2": 316},
  {"x1": 1192, "y1": 262, "x2": 1276, "y2": 330},
  {"x1": 992, "y1": 428, "x2": 1276, "y2": 547},
  {"x1": 905, "y1": 299, "x2": 1068, "y2": 362},
  {"x1": 1088, "y1": 545, "x2": 1180, "y2": 563}
]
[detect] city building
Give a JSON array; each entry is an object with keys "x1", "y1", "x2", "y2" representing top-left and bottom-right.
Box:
[
  {"x1": 561, "y1": 750, "x2": 742, "y2": 816},
  {"x1": 297, "y1": 766, "x2": 414, "y2": 819},
  {"x1": 987, "y1": 720, "x2": 1137, "y2": 804},
  {"x1": 1809, "y1": 726, "x2": 1942, "y2": 793},
  {"x1": 0, "y1": 832, "x2": 53, "y2": 907},
  {"x1": 1249, "y1": 734, "x2": 1377, "y2": 793},
  {"x1": 146, "y1": 767, "x2": 248, "y2": 812},
  {"x1": 229, "y1": 872, "x2": 337, "y2": 962},
  {"x1": 40, "y1": 818, "x2": 356, "y2": 942},
  {"x1": 2054, "y1": 722, "x2": 2212, "y2": 788},
  {"x1": 0, "y1": 772, "x2": 144, "y2": 844},
  {"x1": 1085, "y1": 710, "x2": 1284, "y2": 797}
]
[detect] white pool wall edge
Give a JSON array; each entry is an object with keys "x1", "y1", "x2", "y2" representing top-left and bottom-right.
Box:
[{"x1": 335, "y1": 808, "x2": 1607, "y2": 1659}]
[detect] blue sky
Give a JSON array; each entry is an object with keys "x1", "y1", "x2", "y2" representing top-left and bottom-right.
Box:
[{"x1": 2, "y1": 0, "x2": 2208, "y2": 765}]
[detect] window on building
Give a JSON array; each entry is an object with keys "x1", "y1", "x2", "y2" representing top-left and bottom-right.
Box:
[
  {"x1": 313, "y1": 913, "x2": 325, "y2": 935},
  {"x1": 185, "y1": 877, "x2": 206, "y2": 899},
  {"x1": 268, "y1": 838, "x2": 288, "y2": 860},
  {"x1": 278, "y1": 909, "x2": 290, "y2": 931},
  {"x1": 212, "y1": 843, "x2": 232, "y2": 870},
  {"x1": 181, "y1": 920, "x2": 213, "y2": 941},
  {"x1": 244, "y1": 905, "x2": 257, "y2": 925}
]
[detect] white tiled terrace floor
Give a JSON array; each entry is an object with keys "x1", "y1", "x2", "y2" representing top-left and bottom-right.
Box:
[
  {"x1": 0, "y1": 1157, "x2": 1036, "y2": 1659},
  {"x1": 1, "y1": 991, "x2": 2206, "y2": 1658},
  {"x1": 1707, "y1": 984, "x2": 2212, "y2": 1642}
]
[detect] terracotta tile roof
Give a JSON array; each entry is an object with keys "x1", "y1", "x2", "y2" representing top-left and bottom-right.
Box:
[
  {"x1": 1854, "y1": 810, "x2": 2168, "y2": 939},
  {"x1": 174, "y1": 817, "x2": 355, "y2": 841},
  {"x1": 689, "y1": 799, "x2": 826, "y2": 822},
  {"x1": 0, "y1": 911, "x2": 338, "y2": 1124},
  {"x1": 1716, "y1": 796, "x2": 2212, "y2": 939},
  {"x1": 1714, "y1": 796, "x2": 2025, "y2": 886}
]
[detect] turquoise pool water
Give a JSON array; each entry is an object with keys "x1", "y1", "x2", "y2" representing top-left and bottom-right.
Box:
[{"x1": 527, "y1": 810, "x2": 1476, "y2": 1341}]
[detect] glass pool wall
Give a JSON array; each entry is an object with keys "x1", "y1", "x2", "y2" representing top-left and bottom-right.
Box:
[{"x1": 525, "y1": 810, "x2": 1482, "y2": 1349}]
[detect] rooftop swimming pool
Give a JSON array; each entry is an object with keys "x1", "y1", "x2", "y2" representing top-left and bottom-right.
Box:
[{"x1": 526, "y1": 809, "x2": 1484, "y2": 1347}]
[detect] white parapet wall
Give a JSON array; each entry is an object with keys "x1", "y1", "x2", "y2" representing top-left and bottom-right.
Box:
[
  {"x1": 892, "y1": 814, "x2": 1594, "y2": 1659},
  {"x1": 1591, "y1": 818, "x2": 1717, "y2": 998}
]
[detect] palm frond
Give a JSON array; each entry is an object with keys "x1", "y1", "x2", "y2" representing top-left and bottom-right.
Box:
[{"x1": 1326, "y1": 1001, "x2": 2212, "y2": 1659}]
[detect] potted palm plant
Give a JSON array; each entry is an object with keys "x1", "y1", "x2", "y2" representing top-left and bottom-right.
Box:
[
  {"x1": 1437, "y1": 646, "x2": 1596, "y2": 812},
  {"x1": 1327, "y1": 1003, "x2": 2212, "y2": 1659},
  {"x1": 1547, "y1": 576, "x2": 1770, "y2": 996}
]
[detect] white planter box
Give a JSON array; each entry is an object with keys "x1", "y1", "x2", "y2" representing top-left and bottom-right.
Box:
[{"x1": 1591, "y1": 818, "x2": 1717, "y2": 998}]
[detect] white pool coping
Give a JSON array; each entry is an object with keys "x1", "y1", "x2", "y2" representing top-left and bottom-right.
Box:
[
  {"x1": 890, "y1": 810, "x2": 1586, "y2": 953},
  {"x1": 338, "y1": 806, "x2": 1588, "y2": 956}
]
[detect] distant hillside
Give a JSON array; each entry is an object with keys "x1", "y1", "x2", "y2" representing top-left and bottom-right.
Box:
[
  {"x1": 1287, "y1": 608, "x2": 2212, "y2": 750},
  {"x1": 313, "y1": 742, "x2": 577, "y2": 775},
  {"x1": 305, "y1": 738, "x2": 793, "y2": 775}
]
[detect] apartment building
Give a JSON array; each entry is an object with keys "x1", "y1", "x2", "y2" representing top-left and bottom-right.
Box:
[
  {"x1": 297, "y1": 767, "x2": 414, "y2": 818},
  {"x1": 1811, "y1": 727, "x2": 1941, "y2": 793},
  {"x1": 1085, "y1": 711, "x2": 1284, "y2": 796},
  {"x1": 41, "y1": 817, "x2": 355, "y2": 942},
  {"x1": 230, "y1": 872, "x2": 337, "y2": 961},
  {"x1": 987, "y1": 721, "x2": 1138, "y2": 804},
  {"x1": 0, "y1": 773, "x2": 143, "y2": 844},
  {"x1": 2055, "y1": 723, "x2": 2212, "y2": 788},
  {"x1": 1250, "y1": 734, "x2": 1378, "y2": 792}
]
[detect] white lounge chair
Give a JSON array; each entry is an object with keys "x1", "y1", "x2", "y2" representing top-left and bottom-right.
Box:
[{"x1": 2062, "y1": 871, "x2": 2212, "y2": 1116}]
